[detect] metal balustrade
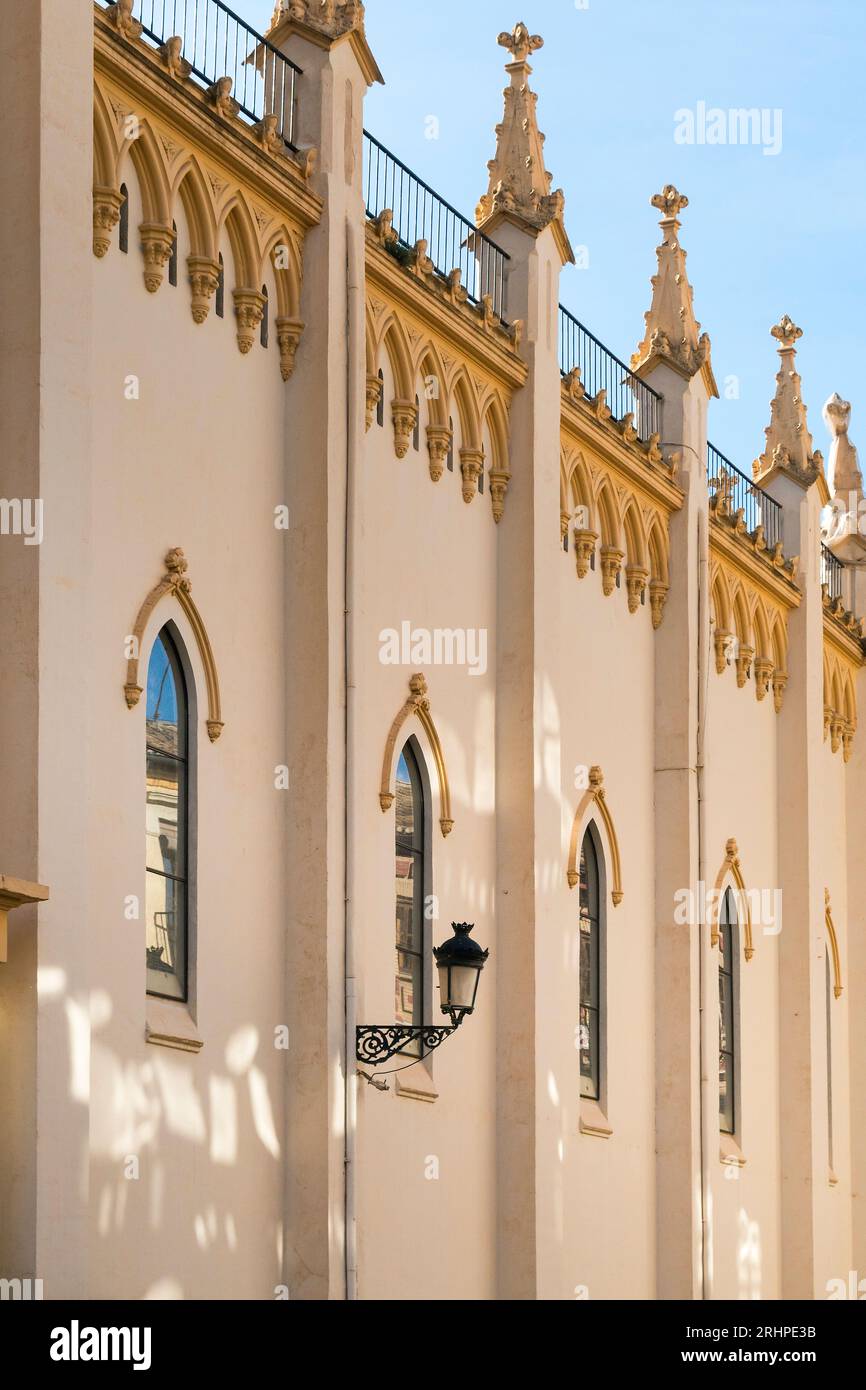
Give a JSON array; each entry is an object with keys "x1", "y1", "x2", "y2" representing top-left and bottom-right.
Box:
[
  {"x1": 707, "y1": 443, "x2": 782, "y2": 551},
  {"x1": 821, "y1": 542, "x2": 844, "y2": 601},
  {"x1": 363, "y1": 130, "x2": 509, "y2": 320},
  {"x1": 558, "y1": 305, "x2": 661, "y2": 443},
  {"x1": 99, "y1": 0, "x2": 301, "y2": 149}
]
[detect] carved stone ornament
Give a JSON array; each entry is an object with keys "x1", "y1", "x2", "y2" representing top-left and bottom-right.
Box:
[
  {"x1": 488, "y1": 468, "x2": 509, "y2": 523},
  {"x1": 631, "y1": 185, "x2": 718, "y2": 396},
  {"x1": 253, "y1": 114, "x2": 284, "y2": 155},
  {"x1": 753, "y1": 655, "x2": 773, "y2": 701},
  {"x1": 207, "y1": 76, "x2": 240, "y2": 120},
  {"x1": 426, "y1": 424, "x2": 451, "y2": 482},
  {"x1": 823, "y1": 392, "x2": 863, "y2": 500},
  {"x1": 275, "y1": 316, "x2": 304, "y2": 381},
  {"x1": 573, "y1": 528, "x2": 598, "y2": 580},
  {"x1": 107, "y1": 0, "x2": 143, "y2": 40},
  {"x1": 566, "y1": 766, "x2": 623, "y2": 904},
  {"x1": 754, "y1": 316, "x2": 820, "y2": 486},
  {"x1": 379, "y1": 673, "x2": 453, "y2": 837},
  {"x1": 649, "y1": 578, "x2": 669, "y2": 629},
  {"x1": 365, "y1": 373, "x2": 381, "y2": 431},
  {"x1": 475, "y1": 23, "x2": 570, "y2": 259},
  {"x1": 391, "y1": 399, "x2": 417, "y2": 459},
  {"x1": 460, "y1": 447, "x2": 484, "y2": 504},
  {"x1": 160, "y1": 35, "x2": 192, "y2": 80},
  {"x1": 124, "y1": 548, "x2": 224, "y2": 742},
  {"x1": 187, "y1": 256, "x2": 221, "y2": 324},
  {"x1": 139, "y1": 223, "x2": 175, "y2": 293},
  {"x1": 735, "y1": 644, "x2": 755, "y2": 689},
  {"x1": 269, "y1": 0, "x2": 369, "y2": 41},
  {"x1": 600, "y1": 546, "x2": 624, "y2": 596},
  {"x1": 709, "y1": 839, "x2": 754, "y2": 959},
  {"x1": 233, "y1": 288, "x2": 266, "y2": 354},
  {"x1": 92, "y1": 186, "x2": 124, "y2": 259},
  {"x1": 625, "y1": 564, "x2": 649, "y2": 614}
]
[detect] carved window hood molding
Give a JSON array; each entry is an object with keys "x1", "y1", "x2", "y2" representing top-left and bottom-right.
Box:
[
  {"x1": 709, "y1": 839, "x2": 754, "y2": 961},
  {"x1": 566, "y1": 766, "x2": 623, "y2": 905},
  {"x1": 379, "y1": 673, "x2": 453, "y2": 836}
]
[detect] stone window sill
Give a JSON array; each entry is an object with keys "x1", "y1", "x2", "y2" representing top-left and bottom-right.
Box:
[
  {"x1": 146, "y1": 995, "x2": 203, "y2": 1053},
  {"x1": 720, "y1": 1132, "x2": 746, "y2": 1166},
  {"x1": 395, "y1": 1060, "x2": 438, "y2": 1103},
  {"x1": 579, "y1": 1097, "x2": 613, "y2": 1138}
]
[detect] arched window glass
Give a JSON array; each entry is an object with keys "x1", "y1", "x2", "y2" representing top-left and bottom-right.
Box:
[
  {"x1": 825, "y1": 951, "x2": 834, "y2": 1172},
  {"x1": 412, "y1": 394, "x2": 420, "y2": 451},
  {"x1": 376, "y1": 368, "x2": 384, "y2": 427},
  {"x1": 578, "y1": 827, "x2": 602, "y2": 1100},
  {"x1": 446, "y1": 416, "x2": 454, "y2": 471},
  {"x1": 119, "y1": 183, "x2": 129, "y2": 254},
  {"x1": 146, "y1": 627, "x2": 189, "y2": 1001},
  {"x1": 260, "y1": 284, "x2": 269, "y2": 348},
  {"x1": 168, "y1": 222, "x2": 178, "y2": 287},
  {"x1": 395, "y1": 741, "x2": 426, "y2": 1055},
  {"x1": 215, "y1": 253, "x2": 224, "y2": 318},
  {"x1": 718, "y1": 887, "x2": 738, "y2": 1135}
]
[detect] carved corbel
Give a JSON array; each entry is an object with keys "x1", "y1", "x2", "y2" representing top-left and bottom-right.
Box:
[
  {"x1": 625, "y1": 564, "x2": 649, "y2": 613},
  {"x1": 365, "y1": 373, "x2": 382, "y2": 431},
  {"x1": 830, "y1": 714, "x2": 843, "y2": 754},
  {"x1": 599, "y1": 546, "x2": 623, "y2": 596},
  {"x1": 753, "y1": 656, "x2": 773, "y2": 700},
  {"x1": 842, "y1": 721, "x2": 855, "y2": 763},
  {"x1": 714, "y1": 629, "x2": 733, "y2": 675},
  {"x1": 295, "y1": 147, "x2": 318, "y2": 181},
  {"x1": 276, "y1": 316, "x2": 304, "y2": 380},
  {"x1": 620, "y1": 412, "x2": 639, "y2": 445},
  {"x1": 160, "y1": 35, "x2": 191, "y2": 79},
  {"x1": 92, "y1": 186, "x2": 124, "y2": 259},
  {"x1": 824, "y1": 704, "x2": 833, "y2": 739},
  {"x1": 649, "y1": 578, "x2": 669, "y2": 629},
  {"x1": 735, "y1": 644, "x2": 754, "y2": 688},
  {"x1": 187, "y1": 256, "x2": 221, "y2": 324},
  {"x1": 573, "y1": 529, "x2": 598, "y2": 579},
  {"x1": 107, "y1": 0, "x2": 142, "y2": 39},
  {"x1": 207, "y1": 76, "x2": 240, "y2": 119},
  {"x1": 426, "y1": 424, "x2": 451, "y2": 482},
  {"x1": 645, "y1": 432, "x2": 664, "y2": 465},
  {"x1": 489, "y1": 470, "x2": 509, "y2": 524},
  {"x1": 459, "y1": 447, "x2": 484, "y2": 504},
  {"x1": 139, "y1": 223, "x2": 175, "y2": 293},
  {"x1": 233, "y1": 288, "x2": 266, "y2": 354},
  {"x1": 480, "y1": 294, "x2": 496, "y2": 332},
  {"x1": 391, "y1": 399, "x2": 417, "y2": 459},
  {"x1": 772, "y1": 669, "x2": 787, "y2": 713}
]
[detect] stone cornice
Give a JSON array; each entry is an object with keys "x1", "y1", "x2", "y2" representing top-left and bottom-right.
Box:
[
  {"x1": 94, "y1": 7, "x2": 322, "y2": 233},
  {"x1": 560, "y1": 391, "x2": 683, "y2": 517},
  {"x1": 267, "y1": 12, "x2": 384, "y2": 87},
  {"x1": 709, "y1": 519, "x2": 801, "y2": 613},
  {"x1": 822, "y1": 596, "x2": 865, "y2": 658},
  {"x1": 365, "y1": 231, "x2": 527, "y2": 394}
]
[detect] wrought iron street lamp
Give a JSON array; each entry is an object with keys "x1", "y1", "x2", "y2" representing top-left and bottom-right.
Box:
[{"x1": 355, "y1": 922, "x2": 488, "y2": 1065}]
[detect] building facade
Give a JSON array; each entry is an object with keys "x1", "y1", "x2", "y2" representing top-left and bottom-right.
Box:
[{"x1": 1, "y1": 0, "x2": 864, "y2": 1301}]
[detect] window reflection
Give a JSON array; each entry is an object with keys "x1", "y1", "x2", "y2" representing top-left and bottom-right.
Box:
[
  {"x1": 146, "y1": 629, "x2": 188, "y2": 1001},
  {"x1": 395, "y1": 743, "x2": 425, "y2": 1054},
  {"x1": 578, "y1": 831, "x2": 601, "y2": 1100}
]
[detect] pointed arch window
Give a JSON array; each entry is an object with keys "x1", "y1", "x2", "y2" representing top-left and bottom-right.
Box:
[
  {"x1": 261, "y1": 284, "x2": 269, "y2": 348},
  {"x1": 119, "y1": 183, "x2": 129, "y2": 254},
  {"x1": 718, "y1": 887, "x2": 739, "y2": 1135},
  {"x1": 168, "y1": 222, "x2": 178, "y2": 287},
  {"x1": 579, "y1": 826, "x2": 603, "y2": 1100},
  {"x1": 146, "y1": 626, "x2": 190, "y2": 1001},
  {"x1": 395, "y1": 740, "x2": 428, "y2": 1055},
  {"x1": 447, "y1": 416, "x2": 454, "y2": 471},
  {"x1": 412, "y1": 394, "x2": 420, "y2": 451},
  {"x1": 215, "y1": 254, "x2": 225, "y2": 318},
  {"x1": 376, "y1": 368, "x2": 384, "y2": 427}
]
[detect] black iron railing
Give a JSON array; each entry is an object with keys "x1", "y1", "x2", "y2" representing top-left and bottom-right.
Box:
[
  {"x1": 558, "y1": 306, "x2": 661, "y2": 443},
  {"x1": 707, "y1": 443, "x2": 782, "y2": 551},
  {"x1": 363, "y1": 131, "x2": 509, "y2": 320},
  {"x1": 821, "y1": 543, "x2": 844, "y2": 601},
  {"x1": 100, "y1": 0, "x2": 301, "y2": 149}
]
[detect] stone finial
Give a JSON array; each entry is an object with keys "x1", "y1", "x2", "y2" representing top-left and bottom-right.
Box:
[
  {"x1": 476, "y1": 24, "x2": 573, "y2": 262},
  {"x1": 497, "y1": 22, "x2": 543, "y2": 63},
  {"x1": 754, "y1": 316, "x2": 819, "y2": 486},
  {"x1": 651, "y1": 184, "x2": 689, "y2": 221},
  {"x1": 268, "y1": 0, "x2": 368, "y2": 41},
  {"x1": 630, "y1": 186, "x2": 717, "y2": 395},
  {"x1": 823, "y1": 392, "x2": 863, "y2": 503}
]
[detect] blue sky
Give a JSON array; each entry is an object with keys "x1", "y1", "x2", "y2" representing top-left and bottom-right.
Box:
[{"x1": 244, "y1": 0, "x2": 866, "y2": 469}]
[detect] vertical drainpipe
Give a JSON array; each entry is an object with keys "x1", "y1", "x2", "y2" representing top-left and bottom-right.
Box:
[
  {"x1": 344, "y1": 217, "x2": 361, "y2": 1301},
  {"x1": 696, "y1": 504, "x2": 712, "y2": 1300}
]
